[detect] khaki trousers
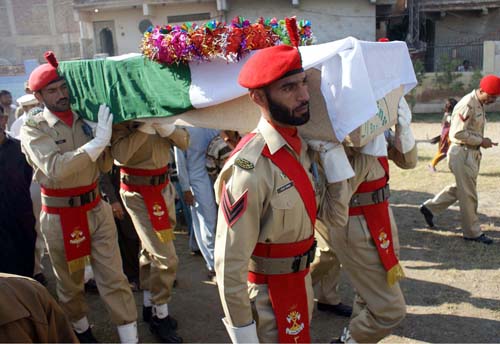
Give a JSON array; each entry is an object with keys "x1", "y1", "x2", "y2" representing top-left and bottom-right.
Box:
[
  {"x1": 332, "y1": 207, "x2": 406, "y2": 343},
  {"x1": 310, "y1": 220, "x2": 342, "y2": 305},
  {"x1": 249, "y1": 273, "x2": 314, "y2": 343},
  {"x1": 40, "y1": 200, "x2": 137, "y2": 325},
  {"x1": 120, "y1": 182, "x2": 178, "y2": 305},
  {"x1": 424, "y1": 144, "x2": 482, "y2": 238}
]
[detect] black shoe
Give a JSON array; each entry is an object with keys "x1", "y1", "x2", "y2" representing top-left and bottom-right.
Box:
[
  {"x1": 190, "y1": 250, "x2": 202, "y2": 256},
  {"x1": 143, "y1": 306, "x2": 152, "y2": 323},
  {"x1": 317, "y1": 302, "x2": 353, "y2": 317},
  {"x1": 330, "y1": 337, "x2": 343, "y2": 344},
  {"x1": 419, "y1": 205, "x2": 434, "y2": 228},
  {"x1": 74, "y1": 328, "x2": 98, "y2": 343},
  {"x1": 33, "y1": 273, "x2": 48, "y2": 286},
  {"x1": 143, "y1": 307, "x2": 178, "y2": 329},
  {"x1": 84, "y1": 279, "x2": 98, "y2": 293},
  {"x1": 464, "y1": 234, "x2": 493, "y2": 245},
  {"x1": 150, "y1": 316, "x2": 182, "y2": 342}
]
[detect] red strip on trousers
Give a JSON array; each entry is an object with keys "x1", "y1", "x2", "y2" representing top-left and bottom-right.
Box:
[
  {"x1": 41, "y1": 182, "x2": 98, "y2": 273},
  {"x1": 120, "y1": 168, "x2": 173, "y2": 243}
]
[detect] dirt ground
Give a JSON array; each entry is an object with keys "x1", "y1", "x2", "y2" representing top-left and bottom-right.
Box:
[{"x1": 42, "y1": 121, "x2": 500, "y2": 343}]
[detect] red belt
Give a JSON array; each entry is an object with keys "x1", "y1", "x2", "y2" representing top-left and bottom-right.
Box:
[
  {"x1": 120, "y1": 166, "x2": 174, "y2": 243},
  {"x1": 41, "y1": 181, "x2": 99, "y2": 273},
  {"x1": 248, "y1": 236, "x2": 314, "y2": 343}
]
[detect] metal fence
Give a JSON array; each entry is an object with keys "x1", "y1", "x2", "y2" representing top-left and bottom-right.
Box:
[{"x1": 424, "y1": 41, "x2": 484, "y2": 72}]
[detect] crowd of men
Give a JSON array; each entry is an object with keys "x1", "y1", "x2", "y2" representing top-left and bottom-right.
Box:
[{"x1": 0, "y1": 42, "x2": 499, "y2": 344}]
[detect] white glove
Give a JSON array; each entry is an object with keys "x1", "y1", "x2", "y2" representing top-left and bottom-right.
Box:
[
  {"x1": 307, "y1": 140, "x2": 354, "y2": 183},
  {"x1": 360, "y1": 133, "x2": 387, "y2": 156},
  {"x1": 153, "y1": 122, "x2": 176, "y2": 137},
  {"x1": 81, "y1": 104, "x2": 113, "y2": 162},
  {"x1": 222, "y1": 318, "x2": 259, "y2": 344},
  {"x1": 395, "y1": 98, "x2": 415, "y2": 153},
  {"x1": 136, "y1": 119, "x2": 156, "y2": 135}
]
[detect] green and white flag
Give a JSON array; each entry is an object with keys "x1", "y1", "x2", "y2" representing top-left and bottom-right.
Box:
[{"x1": 58, "y1": 37, "x2": 416, "y2": 142}]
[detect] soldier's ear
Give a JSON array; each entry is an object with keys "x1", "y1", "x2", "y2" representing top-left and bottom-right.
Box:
[
  {"x1": 34, "y1": 91, "x2": 44, "y2": 105},
  {"x1": 249, "y1": 89, "x2": 268, "y2": 108}
]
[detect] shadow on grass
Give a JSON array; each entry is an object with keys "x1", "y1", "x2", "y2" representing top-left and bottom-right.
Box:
[
  {"x1": 393, "y1": 312, "x2": 500, "y2": 343},
  {"x1": 389, "y1": 189, "x2": 500, "y2": 270}
]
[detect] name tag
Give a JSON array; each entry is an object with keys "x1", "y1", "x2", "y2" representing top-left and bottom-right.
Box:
[
  {"x1": 55, "y1": 139, "x2": 66, "y2": 145},
  {"x1": 277, "y1": 181, "x2": 294, "y2": 194}
]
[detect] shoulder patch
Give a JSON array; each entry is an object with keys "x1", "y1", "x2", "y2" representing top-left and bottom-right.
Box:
[
  {"x1": 235, "y1": 157, "x2": 254, "y2": 170},
  {"x1": 25, "y1": 118, "x2": 39, "y2": 128},
  {"x1": 25, "y1": 108, "x2": 45, "y2": 128}
]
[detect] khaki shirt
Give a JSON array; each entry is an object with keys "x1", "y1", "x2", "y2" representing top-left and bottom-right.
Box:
[
  {"x1": 346, "y1": 143, "x2": 417, "y2": 192},
  {"x1": 111, "y1": 122, "x2": 189, "y2": 169},
  {"x1": 0, "y1": 273, "x2": 77, "y2": 343},
  {"x1": 449, "y1": 90, "x2": 485, "y2": 147},
  {"x1": 214, "y1": 118, "x2": 317, "y2": 327},
  {"x1": 20, "y1": 108, "x2": 112, "y2": 189}
]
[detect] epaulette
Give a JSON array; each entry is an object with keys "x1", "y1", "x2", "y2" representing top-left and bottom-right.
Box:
[
  {"x1": 25, "y1": 108, "x2": 45, "y2": 128},
  {"x1": 231, "y1": 133, "x2": 266, "y2": 171}
]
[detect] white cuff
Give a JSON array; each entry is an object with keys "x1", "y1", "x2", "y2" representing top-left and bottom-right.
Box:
[
  {"x1": 117, "y1": 321, "x2": 138, "y2": 343},
  {"x1": 360, "y1": 133, "x2": 388, "y2": 157},
  {"x1": 81, "y1": 140, "x2": 106, "y2": 162},
  {"x1": 138, "y1": 123, "x2": 156, "y2": 135},
  {"x1": 72, "y1": 316, "x2": 90, "y2": 333},
  {"x1": 321, "y1": 144, "x2": 355, "y2": 183},
  {"x1": 222, "y1": 318, "x2": 259, "y2": 344},
  {"x1": 154, "y1": 123, "x2": 176, "y2": 137},
  {"x1": 395, "y1": 125, "x2": 416, "y2": 154}
]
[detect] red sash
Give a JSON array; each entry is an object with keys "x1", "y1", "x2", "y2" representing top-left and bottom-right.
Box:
[
  {"x1": 248, "y1": 236, "x2": 314, "y2": 344},
  {"x1": 232, "y1": 133, "x2": 316, "y2": 342},
  {"x1": 348, "y1": 157, "x2": 404, "y2": 285},
  {"x1": 120, "y1": 166, "x2": 174, "y2": 243},
  {"x1": 41, "y1": 182, "x2": 99, "y2": 273}
]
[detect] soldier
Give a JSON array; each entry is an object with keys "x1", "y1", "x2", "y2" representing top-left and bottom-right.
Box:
[
  {"x1": 111, "y1": 119, "x2": 189, "y2": 343},
  {"x1": 420, "y1": 75, "x2": 500, "y2": 245},
  {"x1": 314, "y1": 97, "x2": 417, "y2": 343},
  {"x1": 20, "y1": 51, "x2": 138, "y2": 343},
  {"x1": 214, "y1": 44, "x2": 323, "y2": 343}
]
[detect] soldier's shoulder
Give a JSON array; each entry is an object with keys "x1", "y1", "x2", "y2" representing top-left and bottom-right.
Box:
[
  {"x1": 228, "y1": 133, "x2": 266, "y2": 171},
  {"x1": 24, "y1": 107, "x2": 46, "y2": 128}
]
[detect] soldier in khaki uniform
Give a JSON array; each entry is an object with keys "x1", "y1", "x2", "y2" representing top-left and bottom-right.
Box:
[
  {"x1": 310, "y1": 98, "x2": 416, "y2": 343},
  {"x1": 420, "y1": 75, "x2": 500, "y2": 245},
  {"x1": 214, "y1": 45, "x2": 329, "y2": 343},
  {"x1": 20, "y1": 51, "x2": 138, "y2": 343},
  {"x1": 111, "y1": 120, "x2": 189, "y2": 342}
]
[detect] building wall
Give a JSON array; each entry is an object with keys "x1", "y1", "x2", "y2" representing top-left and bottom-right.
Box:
[
  {"x1": 226, "y1": 0, "x2": 376, "y2": 43},
  {"x1": 431, "y1": 8, "x2": 500, "y2": 69},
  {"x1": 0, "y1": 0, "x2": 80, "y2": 65},
  {"x1": 82, "y1": 2, "x2": 220, "y2": 56}
]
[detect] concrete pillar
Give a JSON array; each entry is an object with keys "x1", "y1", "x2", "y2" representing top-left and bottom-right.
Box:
[
  {"x1": 483, "y1": 41, "x2": 495, "y2": 74},
  {"x1": 5, "y1": 0, "x2": 17, "y2": 36}
]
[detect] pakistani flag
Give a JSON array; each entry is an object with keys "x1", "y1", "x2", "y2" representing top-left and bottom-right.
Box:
[{"x1": 58, "y1": 37, "x2": 417, "y2": 143}]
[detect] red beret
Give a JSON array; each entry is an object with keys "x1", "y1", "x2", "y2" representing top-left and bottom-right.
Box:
[
  {"x1": 29, "y1": 51, "x2": 61, "y2": 92},
  {"x1": 238, "y1": 45, "x2": 303, "y2": 89},
  {"x1": 480, "y1": 75, "x2": 500, "y2": 96}
]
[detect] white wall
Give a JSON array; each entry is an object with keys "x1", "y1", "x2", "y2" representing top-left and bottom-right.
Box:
[
  {"x1": 226, "y1": 0, "x2": 376, "y2": 43},
  {"x1": 86, "y1": 2, "x2": 220, "y2": 55}
]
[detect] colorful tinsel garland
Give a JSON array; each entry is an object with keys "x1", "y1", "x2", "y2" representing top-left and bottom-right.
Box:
[{"x1": 140, "y1": 16, "x2": 314, "y2": 65}]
